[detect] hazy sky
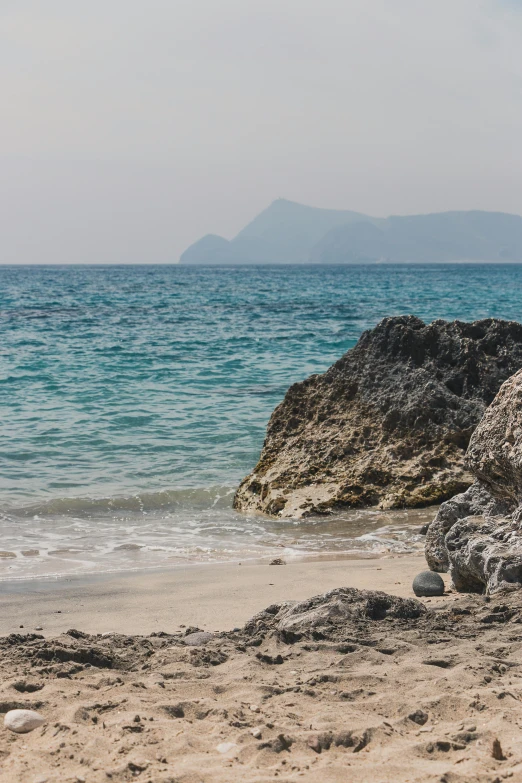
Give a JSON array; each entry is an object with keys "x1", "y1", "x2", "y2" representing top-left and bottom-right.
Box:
[{"x1": 1, "y1": 0, "x2": 522, "y2": 263}]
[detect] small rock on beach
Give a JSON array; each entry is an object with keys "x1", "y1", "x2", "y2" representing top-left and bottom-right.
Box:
[
  {"x1": 412, "y1": 571, "x2": 444, "y2": 597},
  {"x1": 216, "y1": 742, "x2": 237, "y2": 754},
  {"x1": 4, "y1": 709, "x2": 45, "y2": 734},
  {"x1": 183, "y1": 631, "x2": 215, "y2": 647}
]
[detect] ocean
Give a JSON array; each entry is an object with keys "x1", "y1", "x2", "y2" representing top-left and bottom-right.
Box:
[{"x1": 2, "y1": 262, "x2": 522, "y2": 580}]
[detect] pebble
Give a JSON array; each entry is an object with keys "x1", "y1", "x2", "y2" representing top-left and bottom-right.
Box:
[
  {"x1": 4, "y1": 709, "x2": 45, "y2": 734},
  {"x1": 412, "y1": 571, "x2": 445, "y2": 597},
  {"x1": 216, "y1": 742, "x2": 237, "y2": 754},
  {"x1": 269, "y1": 558, "x2": 286, "y2": 566},
  {"x1": 408, "y1": 709, "x2": 428, "y2": 725},
  {"x1": 250, "y1": 704, "x2": 260, "y2": 713},
  {"x1": 251, "y1": 727, "x2": 262, "y2": 739},
  {"x1": 492, "y1": 738, "x2": 505, "y2": 760}
]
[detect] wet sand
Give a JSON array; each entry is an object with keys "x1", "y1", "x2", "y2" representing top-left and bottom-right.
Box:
[{"x1": 0, "y1": 553, "x2": 438, "y2": 637}]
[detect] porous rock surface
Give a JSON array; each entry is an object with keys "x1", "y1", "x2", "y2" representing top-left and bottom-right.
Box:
[
  {"x1": 426, "y1": 369, "x2": 522, "y2": 593},
  {"x1": 243, "y1": 587, "x2": 426, "y2": 643},
  {"x1": 234, "y1": 316, "x2": 522, "y2": 517},
  {"x1": 425, "y1": 481, "x2": 514, "y2": 573}
]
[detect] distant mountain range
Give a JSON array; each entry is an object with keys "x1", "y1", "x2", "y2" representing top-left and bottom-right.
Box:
[{"x1": 179, "y1": 199, "x2": 522, "y2": 265}]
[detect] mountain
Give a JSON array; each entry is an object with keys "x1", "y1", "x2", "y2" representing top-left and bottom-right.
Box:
[
  {"x1": 179, "y1": 201, "x2": 522, "y2": 265},
  {"x1": 311, "y1": 211, "x2": 522, "y2": 264},
  {"x1": 179, "y1": 199, "x2": 375, "y2": 265}
]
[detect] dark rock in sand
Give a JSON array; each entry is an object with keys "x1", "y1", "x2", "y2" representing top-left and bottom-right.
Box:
[
  {"x1": 408, "y1": 709, "x2": 429, "y2": 725},
  {"x1": 234, "y1": 316, "x2": 522, "y2": 518},
  {"x1": 412, "y1": 571, "x2": 445, "y2": 597},
  {"x1": 243, "y1": 587, "x2": 426, "y2": 643},
  {"x1": 426, "y1": 369, "x2": 522, "y2": 593}
]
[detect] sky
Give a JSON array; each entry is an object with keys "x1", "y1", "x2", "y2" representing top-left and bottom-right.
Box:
[{"x1": 1, "y1": 0, "x2": 522, "y2": 264}]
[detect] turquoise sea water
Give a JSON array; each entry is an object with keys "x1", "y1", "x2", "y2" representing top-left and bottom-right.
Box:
[{"x1": 2, "y1": 263, "x2": 522, "y2": 579}]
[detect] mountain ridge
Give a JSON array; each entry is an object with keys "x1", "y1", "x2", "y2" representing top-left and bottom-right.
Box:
[{"x1": 179, "y1": 199, "x2": 522, "y2": 265}]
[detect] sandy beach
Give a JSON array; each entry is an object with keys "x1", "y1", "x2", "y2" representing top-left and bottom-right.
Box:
[
  {"x1": 0, "y1": 554, "x2": 437, "y2": 637},
  {"x1": 2, "y1": 555, "x2": 522, "y2": 783}
]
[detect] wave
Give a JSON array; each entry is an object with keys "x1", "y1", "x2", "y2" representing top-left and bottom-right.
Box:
[{"x1": 2, "y1": 485, "x2": 237, "y2": 519}]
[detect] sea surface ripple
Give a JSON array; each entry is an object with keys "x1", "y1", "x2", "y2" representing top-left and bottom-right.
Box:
[{"x1": 1, "y1": 263, "x2": 521, "y2": 579}]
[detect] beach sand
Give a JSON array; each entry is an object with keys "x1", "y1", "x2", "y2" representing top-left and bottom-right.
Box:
[{"x1": 1, "y1": 555, "x2": 522, "y2": 782}]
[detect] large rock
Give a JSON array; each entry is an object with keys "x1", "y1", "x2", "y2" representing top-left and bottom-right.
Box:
[
  {"x1": 445, "y1": 513, "x2": 522, "y2": 593},
  {"x1": 243, "y1": 587, "x2": 426, "y2": 643},
  {"x1": 234, "y1": 316, "x2": 522, "y2": 517},
  {"x1": 426, "y1": 369, "x2": 522, "y2": 593},
  {"x1": 425, "y1": 481, "x2": 513, "y2": 572},
  {"x1": 467, "y1": 369, "x2": 522, "y2": 502}
]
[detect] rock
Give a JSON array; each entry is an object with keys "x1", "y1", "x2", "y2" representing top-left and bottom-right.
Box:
[
  {"x1": 426, "y1": 369, "x2": 522, "y2": 593},
  {"x1": 4, "y1": 708, "x2": 45, "y2": 733},
  {"x1": 412, "y1": 571, "x2": 445, "y2": 597},
  {"x1": 243, "y1": 587, "x2": 426, "y2": 643},
  {"x1": 12, "y1": 680, "x2": 44, "y2": 693},
  {"x1": 307, "y1": 733, "x2": 333, "y2": 753},
  {"x1": 216, "y1": 742, "x2": 237, "y2": 754},
  {"x1": 269, "y1": 558, "x2": 286, "y2": 566},
  {"x1": 182, "y1": 632, "x2": 214, "y2": 647},
  {"x1": 467, "y1": 368, "x2": 522, "y2": 502},
  {"x1": 425, "y1": 481, "x2": 513, "y2": 572},
  {"x1": 266, "y1": 734, "x2": 293, "y2": 753},
  {"x1": 491, "y1": 738, "x2": 506, "y2": 760},
  {"x1": 408, "y1": 709, "x2": 429, "y2": 725},
  {"x1": 234, "y1": 316, "x2": 522, "y2": 518},
  {"x1": 445, "y1": 514, "x2": 522, "y2": 594},
  {"x1": 251, "y1": 727, "x2": 262, "y2": 739}
]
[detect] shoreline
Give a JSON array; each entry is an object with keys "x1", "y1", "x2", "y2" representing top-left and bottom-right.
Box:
[{"x1": 0, "y1": 551, "x2": 444, "y2": 638}]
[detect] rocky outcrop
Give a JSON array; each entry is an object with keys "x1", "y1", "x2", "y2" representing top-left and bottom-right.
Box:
[
  {"x1": 234, "y1": 316, "x2": 522, "y2": 518},
  {"x1": 425, "y1": 482, "x2": 513, "y2": 572},
  {"x1": 426, "y1": 369, "x2": 522, "y2": 593},
  {"x1": 243, "y1": 587, "x2": 426, "y2": 643}
]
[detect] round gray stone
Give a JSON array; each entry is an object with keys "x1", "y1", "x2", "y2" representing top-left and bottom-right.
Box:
[
  {"x1": 183, "y1": 631, "x2": 215, "y2": 647},
  {"x1": 412, "y1": 571, "x2": 445, "y2": 597}
]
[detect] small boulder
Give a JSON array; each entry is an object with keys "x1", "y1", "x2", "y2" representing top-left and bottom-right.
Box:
[
  {"x1": 183, "y1": 631, "x2": 214, "y2": 647},
  {"x1": 412, "y1": 571, "x2": 444, "y2": 597},
  {"x1": 4, "y1": 709, "x2": 45, "y2": 733}
]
